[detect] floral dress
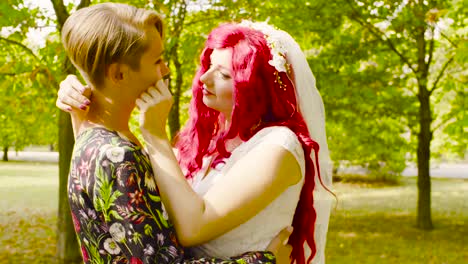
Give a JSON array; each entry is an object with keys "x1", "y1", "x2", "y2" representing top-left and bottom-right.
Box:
[{"x1": 68, "y1": 127, "x2": 275, "y2": 264}]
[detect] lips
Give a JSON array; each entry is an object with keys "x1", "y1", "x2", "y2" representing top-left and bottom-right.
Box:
[{"x1": 202, "y1": 85, "x2": 214, "y2": 95}]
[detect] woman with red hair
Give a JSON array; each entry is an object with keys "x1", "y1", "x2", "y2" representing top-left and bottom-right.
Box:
[
  {"x1": 58, "y1": 21, "x2": 332, "y2": 264},
  {"x1": 138, "y1": 22, "x2": 333, "y2": 264}
]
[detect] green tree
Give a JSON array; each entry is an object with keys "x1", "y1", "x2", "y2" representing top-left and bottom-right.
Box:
[
  {"x1": 0, "y1": 0, "x2": 59, "y2": 159},
  {"x1": 341, "y1": 0, "x2": 465, "y2": 230}
]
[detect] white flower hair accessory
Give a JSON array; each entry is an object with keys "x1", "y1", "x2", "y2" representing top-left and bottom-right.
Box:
[{"x1": 239, "y1": 20, "x2": 291, "y2": 90}]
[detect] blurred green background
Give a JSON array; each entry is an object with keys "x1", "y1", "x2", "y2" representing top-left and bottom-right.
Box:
[{"x1": 0, "y1": 0, "x2": 466, "y2": 263}]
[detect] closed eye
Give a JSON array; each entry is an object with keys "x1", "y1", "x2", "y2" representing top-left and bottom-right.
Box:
[
  {"x1": 218, "y1": 71, "x2": 231, "y2": 79},
  {"x1": 208, "y1": 63, "x2": 231, "y2": 79}
]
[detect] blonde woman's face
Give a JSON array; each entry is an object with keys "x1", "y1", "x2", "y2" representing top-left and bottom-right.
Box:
[
  {"x1": 127, "y1": 27, "x2": 169, "y2": 97},
  {"x1": 200, "y1": 48, "x2": 234, "y2": 116}
]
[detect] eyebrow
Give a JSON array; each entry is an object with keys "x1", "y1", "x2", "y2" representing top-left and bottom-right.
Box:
[{"x1": 213, "y1": 64, "x2": 231, "y2": 73}]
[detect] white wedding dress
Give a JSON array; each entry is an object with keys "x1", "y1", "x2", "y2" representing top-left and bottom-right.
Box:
[{"x1": 188, "y1": 126, "x2": 306, "y2": 258}]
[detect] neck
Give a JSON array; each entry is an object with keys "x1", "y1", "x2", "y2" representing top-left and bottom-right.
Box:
[
  {"x1": 220, "y1": 112, "x2": 231, "y2": 128},
  {"x1": 224, "y1": 118, "x2": 230, "y2": 128},
  {"x1": 85, "y1": 87, "x2": 134, "y2": 134}
]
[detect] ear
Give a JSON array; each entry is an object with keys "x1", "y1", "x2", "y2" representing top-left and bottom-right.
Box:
[{"x1": 107, "y1": 63, "x2": 128, "y2": 84}]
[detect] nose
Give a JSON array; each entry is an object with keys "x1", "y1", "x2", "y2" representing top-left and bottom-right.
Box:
[
  {"x1": 160, "y1": 61, "x2": 170, "y2": 78},
  {"x1": 200, "y1": 67, "x2": 214, "y2": 85}
]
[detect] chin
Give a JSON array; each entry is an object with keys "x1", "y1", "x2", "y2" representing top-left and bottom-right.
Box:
[
  {"x1": 202, "y1": 96, "x2": 212, "y2": 107},
  {"x1": 202, "y1": 100, "x2": 219, "y2": 112}
]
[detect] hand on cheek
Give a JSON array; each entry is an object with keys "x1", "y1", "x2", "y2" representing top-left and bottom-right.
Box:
[{"x1": 136, "y1": 79, "x2": 173, "y2": 138}]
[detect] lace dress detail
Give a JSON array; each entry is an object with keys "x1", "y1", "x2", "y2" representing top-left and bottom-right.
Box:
[{"x1": 189, "y1": 126, "x2": 305, "y2": 258}]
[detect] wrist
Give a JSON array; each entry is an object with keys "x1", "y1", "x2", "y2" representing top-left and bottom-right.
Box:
[
  {"x1": 141, "y1": 129, "x2": 168, "y2": 141},
  {"x1": 142, "y1": 131, "x2": 171, "y2": 148}
]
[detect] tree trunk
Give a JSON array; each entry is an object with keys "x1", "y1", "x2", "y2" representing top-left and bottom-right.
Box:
[
  {"x1": 2, "y1": 146, "x2": 8, "y2": 161},
  {"x1": 50, "y1": 1, "x2": 91, "y2": 262},
  {"x1": 56, "y1": 112, "x2": 81, "y2": 263},
  {"x1": 416, "y1": 81, "x2": 433, "y2": 230},
  {"x1": 166, "y1": 0, "x2": 187, "y2": 141},
  {"x1": 168, "y1": 58, "x2": 182, "y2": 141},
  {"x1": 415, "y1": 22, "x2": 433, "y2": 230}
]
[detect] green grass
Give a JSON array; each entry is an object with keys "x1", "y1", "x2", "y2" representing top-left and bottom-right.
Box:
[
  {"x1": 0, "y1": 161, "x2": 58, "y2": 264},
  {"x1": 327, "y1": 178, "x2": 468, "y2": 264},
  {"x1": 0, "y1": 161, "x2": 467, "y2": 264}
]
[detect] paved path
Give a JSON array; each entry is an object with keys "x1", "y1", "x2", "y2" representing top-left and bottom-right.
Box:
[
  {"x1": 402, "y1": 163, "x2": 468, "y2": 179},
  {"x1": 6, "y1": 151, "x2": 58, "y2": 163},
  {"x1": 4, "y1": 151, "x2": 468, "y2": 179}
]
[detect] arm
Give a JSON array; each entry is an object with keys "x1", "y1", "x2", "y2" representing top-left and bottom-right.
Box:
[
  {"x1": 189, "y1": 226, "x2": 293, "y2": 264},
  {"x1": 184, "y1": 225, "x2": 292, "y2": 264},
  {"x1": 184, "y1": 252, "x2": 275, "y2": 264},
  {"x1": 96, "y1": 144, "x2": 286, "y2": 264},
  {"x1": 137, "y1": 82, "x2": 302, "y2": 247},
  {"x1": 144, "y1": 135, "x2": 301, "y2": 246}
]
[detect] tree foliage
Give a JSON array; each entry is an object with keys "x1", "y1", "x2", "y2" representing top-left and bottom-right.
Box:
[
  {"x1": 0, "y1": 0, "x2": 59, "y2": 159},
  {"x1": 289, "y1": 0, "x2": 466, "y2": 229}
]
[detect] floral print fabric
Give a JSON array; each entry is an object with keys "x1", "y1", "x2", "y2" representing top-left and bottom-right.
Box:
[{"x1": 68, "y1": 127, "x2": 275, "y2": 264}]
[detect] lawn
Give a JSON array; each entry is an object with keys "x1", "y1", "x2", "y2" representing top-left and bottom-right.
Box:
[
  {"x1": 0, "y1": 161, "x2": 58, "y2": 264},
  {"x1": 327, "y1": 177, "x2": 468, "y2": 264},
  {"x1": 0, "y1": 161, "x2": 467, "y2": 264}
]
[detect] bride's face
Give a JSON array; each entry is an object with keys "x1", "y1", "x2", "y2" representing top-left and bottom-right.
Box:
[{"x1": 199, "y1": 48, "x2": 234, "y2": 116}]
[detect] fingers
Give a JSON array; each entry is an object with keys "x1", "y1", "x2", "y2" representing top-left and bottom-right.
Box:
[
  {"x1": 266, "y1": 226, "x2": 293, "y2": 250},
  {"x1": 156, "y1": 79, "x2": 172, "y2": 97},
  {"x1": 137, "y1": 81, "x2": 172, "y2": 103},
  {"x1": 147, "y1": 87, "x2": 160, "y2": 98},
  {"x1": 63, "y1": 75, "x2": 89, "y2": 96},
  {"x1": 265, "y1": 226, "x2": 293, "y2": 264},
  {"x1": 136, "y1": 88, "x2": 159, "y2": 111},
  {"x1": 57, "y1": 75, "x2": 91, "y2": 112},
  {"x1": 56, "y1": 94, "x2": 86, "y2": 112},
  {"x1": 278, "y1": 226, "x2": 293, "y2": 245},
  {"x1": 141, "y1": 92, "x2": 154, "y2": 103},
  {"x1": 56, "y1": 100, "x2": 72, "y2": 112},
  {"x1": 135, "y1": 98, "x2": 147, "y2": 111}
]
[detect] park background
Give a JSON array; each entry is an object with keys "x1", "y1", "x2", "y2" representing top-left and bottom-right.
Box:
[{"x1": 0, "y1": 0, "x2": 467, "y2": 263}]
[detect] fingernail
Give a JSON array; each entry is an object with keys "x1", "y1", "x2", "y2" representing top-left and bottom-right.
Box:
[
  {"x1": 283, "y1": 239, "x2": 289, "y2": 245},
  {"x1": 80, "y1": 105, "x2": 87, "y2": 111},
  {"x1": 84, "y1": 99, "x2": 91, "y2": 105},
  {"x1": 287, "y1": 226, "x2": 294, "y2": 232},
  {"x1": 67, "y1": 107, "x2": 73, "y2": 112}
]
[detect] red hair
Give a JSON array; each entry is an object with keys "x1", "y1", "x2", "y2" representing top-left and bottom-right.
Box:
[{"x1": 175, "y1": 23, "x2": 321, "y2": 264}]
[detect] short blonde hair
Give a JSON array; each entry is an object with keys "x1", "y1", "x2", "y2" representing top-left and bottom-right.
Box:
[{"x1": 62, "y1": 3, "x2": 163, "y2": 86}]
